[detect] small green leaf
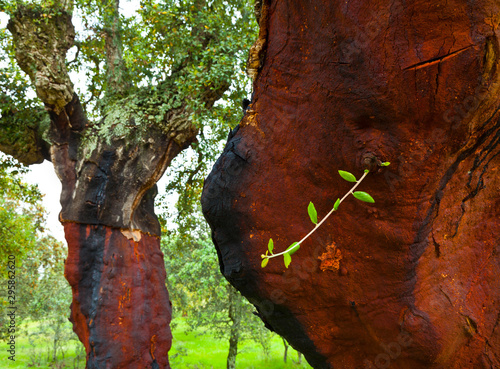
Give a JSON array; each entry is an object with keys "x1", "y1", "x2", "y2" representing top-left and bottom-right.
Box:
[
  {"x1": 333, "y1": 198, "x2": 340, "y2": 211},
  {"x1": 261, "y1": 258, "x2": 269, "y2": 268},
  {"x1": 268, "y1": 238, "x2": 274, "y2": 253},
  {"x1": 285, "y1": 242, "x2": 300, "y2": 255},
  {"x1": 380, "y1": 162, "x2": 391, "y2": 167},
  {"x1": 338, "y1": 170, "x2": 357, "y2": 182},
  {"x1": 308, "y1": 202, "x2": 318, "y2": 225},
  {"x1": 352, "y1": 191, "x2": 375, "y2": 203},
  {"x1": 284, "y1": 253, "x2": 292, "y2": 268}
]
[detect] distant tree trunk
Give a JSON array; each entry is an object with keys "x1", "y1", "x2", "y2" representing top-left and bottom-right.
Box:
[
  {"x1": 202, "y1": 1, "x2": 500, "y2": 368},
  {"x1": 282, "y1": 338, "x2": 289, "y2": 363},
  {"x1": 226, "y1": 284, "x2": 242, "y2": 369}
]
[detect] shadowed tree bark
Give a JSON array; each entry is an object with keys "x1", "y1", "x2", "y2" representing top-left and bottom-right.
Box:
[{"x1": 202, "y1": 1, "x2": 500, "y2": 368}]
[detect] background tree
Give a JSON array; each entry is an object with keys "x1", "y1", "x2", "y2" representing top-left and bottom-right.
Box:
[
  {"x1": 0, "y1": 154, "x2": 44, "y2": 339},
  {"x1": 0, "y1": 155, "x2": 84, "y2": 367},
  {"x1": 162, "y1": 229, "x2": 274, "y2": 369},
  {"x1": 0, "y1": 155, "x2": 44, "y2": 261},
  {"x1": 18, "y1": 235, "x2": 84, "y2": 367},
  {"x1": 0, "y1": 0, "x2": 256, "y2": 367}
]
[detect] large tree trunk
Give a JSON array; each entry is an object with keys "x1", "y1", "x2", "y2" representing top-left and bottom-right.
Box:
[
  {"x1": 43, "y1": 88, "x2": 193, "y2": 368},
  {"x1": 50, "y1": 96, "x2": 192, "y2": 368},
  {"x1": 6, "y1": 6, "x2": 200, "y2": 368},
  {"x1": 202, "y1": 1, "x2": 500, "y2": 368}
]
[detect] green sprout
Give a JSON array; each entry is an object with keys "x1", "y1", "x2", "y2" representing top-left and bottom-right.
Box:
[{"x1": 261, "y1": 163, "x2": 390, "y2": 269}]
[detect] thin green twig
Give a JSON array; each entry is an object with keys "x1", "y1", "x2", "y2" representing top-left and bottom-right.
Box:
[
  {"x1": 264, "y1": 170, "x2": 369, "y2": 259},
  {"x1": 261, "y1": 162, "x2": 390, "y2": 268},
  {"x1": 261, "y1": 170, "x2": 369, "y2": 259}
]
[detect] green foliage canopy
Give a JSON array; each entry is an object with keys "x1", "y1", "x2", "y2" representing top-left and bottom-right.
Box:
[
  {"x1": 0, "y1": 155, "x2": 44, "y2": 261},
  {"x1": 162, "y1": 233, "x2": 273, "y2": 360},
  {"x1": 1, "y1": 0, "x2": 257, "y2": 218},
  {"x1": 0, "y1": 0, "x2": 255, "y2": 164}
]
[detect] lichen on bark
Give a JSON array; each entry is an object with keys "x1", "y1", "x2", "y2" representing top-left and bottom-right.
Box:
[
  {"x1": 7, "y1": 6, "x2": 75, "y2": 114},
  {"x1": 79, "y1": 84, "x2": 198, "y2": 161}
]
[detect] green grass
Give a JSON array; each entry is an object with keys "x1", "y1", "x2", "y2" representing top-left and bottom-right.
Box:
[
  {"x1": 170, "y1": 320, "x2": 312, "y2": 369},
  {"x1": 0, "y1": 320, "x2": 85, "y2": 368},
  {"x1": 1, "y1": 319, "x2": 312, "y2": 368}
]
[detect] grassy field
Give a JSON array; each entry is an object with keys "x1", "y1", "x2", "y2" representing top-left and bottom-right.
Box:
[
  {"x1": 1, "y1": 319, "x2": 312, "y2": 368},
  {"x1": 170, "y1": 319, "x2": 312, "y2": 369},
  {"x1": 0, "y1": 320, "x2": 85, "y2": 369}
]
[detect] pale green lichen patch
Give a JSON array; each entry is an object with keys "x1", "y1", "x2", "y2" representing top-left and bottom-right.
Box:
[{"x1": 79, "y1": 82, "x2": 198, "y2": 158}]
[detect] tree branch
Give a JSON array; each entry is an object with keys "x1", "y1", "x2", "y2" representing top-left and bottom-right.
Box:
[
  {"x1": 66, "y1": 40, "x2": 81, "y2": 66},
  {"x1": 101, "y1": 0, "x2": 130, "y2": 97},
  {"x1": 0, "y1": 106, "x2": 51, "y2": 165},
  {"x1": 5, "y1": 4, "x2": 87, "y2": 170},
  {"x1": 7, "y1": 6, "x2": 75, "y2": 115},
  {"x1": 82, "y1": 54, "x2": 104, "y2": 112}
]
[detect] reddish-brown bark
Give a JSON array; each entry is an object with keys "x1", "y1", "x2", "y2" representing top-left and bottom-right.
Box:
[
  {"x1": 47, "y1": 95, "x2": 189, "y2": 368},
  {"x1": 202, "y1": 1, "x2": 500, "y2": 368},
  {"x1": 64, "y1": 223, "x2": 171, "y2": 368}
]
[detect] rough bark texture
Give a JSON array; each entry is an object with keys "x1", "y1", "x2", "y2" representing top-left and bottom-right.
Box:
[
  {"x1": 49, "y1": 93, "x2": 189, "y2": 368},
  {"x1": 48, "y1": 96, "x2": 193, "y2": 369},
  {"x1": 64, "y1": 223, "x2": 171, "y2": 368},
  {"x1": 7, "y1": 9, "x2": 75, "y2": 114},
  {"x1": 202, "y1": 1, "x2": 500, "y2": 368}
]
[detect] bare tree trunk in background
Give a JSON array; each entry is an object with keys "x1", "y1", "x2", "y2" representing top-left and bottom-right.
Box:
[
  {"x1": 282, "y1": 338, "x2": 289, "y2": 363},
  {"x1": 202, "y1": 1, "x2": 500, "y2": 368},
  {"x1": 226, "y1": 285, "x2": 242, "y2": 369}
]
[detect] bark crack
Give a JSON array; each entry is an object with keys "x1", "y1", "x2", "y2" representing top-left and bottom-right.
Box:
[
  {"x1": 439, "y1": 288, "x2": 454, "y2": 307},
  {"x1": 435, "y1": 60, "x2": 441, "y2": 96},
  {"x1": 432, "y1": 233, "x2": 441, "y2": 257},
  {"x1": 450, "y1": 126, "x2": 500, "y2": 237},
  {"x1": 410, "y1": 108, "x2": 500, "y2": 262},
  {"x1": 403, "y1": 44, "x2": 476, "y2": 71}
]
